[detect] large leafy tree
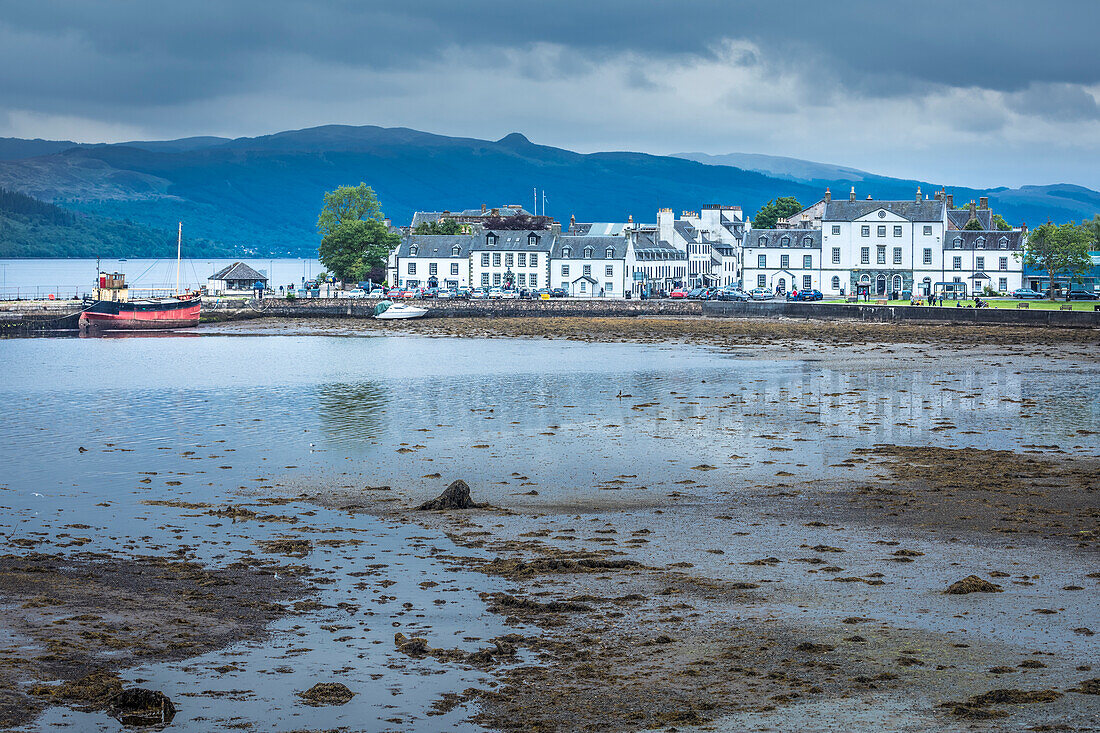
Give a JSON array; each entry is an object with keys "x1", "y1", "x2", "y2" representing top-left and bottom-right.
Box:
[
  {"x1": 992, "y1": 214, "x2": 1013, "y2": 231},
  {"x1": 1019, "y1": 222, "x2": 1094, "y2": 300},
  {"x1": 752, "y1": 197, "x2": 802, "y2": 230},
  {"x1": 316, "y1": 184, "x2": 397, "y2": 282},
  {"x1": 318, "y1": 219, "x2": 399, "y2": 283},
  {"x1": 316, "y1": 183, "x2": 383, "y2": 238}
]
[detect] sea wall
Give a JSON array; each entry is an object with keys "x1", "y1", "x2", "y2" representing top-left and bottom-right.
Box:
[
  {"x1": 701, "y1": 301, "x2": 1100, "y2": 328},
  {"x1": 202, "y1": 298, "x2": 705, "y2": 320}
]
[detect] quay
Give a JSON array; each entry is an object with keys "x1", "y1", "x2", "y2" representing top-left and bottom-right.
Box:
[{"x1": 4, "y1": 297, "x2": 1100, "y2": 334}]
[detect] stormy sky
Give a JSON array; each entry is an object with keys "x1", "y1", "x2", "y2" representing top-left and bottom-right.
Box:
[{"x1": 1, "y1": 0, "x2": 1098, "y2": 188}]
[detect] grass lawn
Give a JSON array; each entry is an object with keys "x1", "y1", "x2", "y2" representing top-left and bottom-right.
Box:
[{"x1": 822, "y1": 298, "x2": 1099, "y2": 311}]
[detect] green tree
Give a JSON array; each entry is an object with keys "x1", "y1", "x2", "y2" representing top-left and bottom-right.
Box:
[
  {"x1": 413, "y1": 218, "x2": 462, "y2": 235},
  {"x1": 316, "y1": 183, "x2": 383, "y2": 238},
  {"x1": 319, "y1": 219, "x2": 399, "y2": 283},
  {"x1": 1085, "y1": 214, "x2": 1100, "y2": 247},
  {"x1": 991, "y1": 214, "x2": 1012, "y2": 231},
  {"x1": 963, "y1": 218, "x2": 984, "y2": 230},
  {"x1": 1019, "y1": 222, "x2": 1094, "y2": 300},
  {"x1": 752, "y1": 197, "x2": 803, "y2": 230}
]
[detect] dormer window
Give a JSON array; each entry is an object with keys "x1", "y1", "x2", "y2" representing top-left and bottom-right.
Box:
[
  {"x1": 584, "y1": 247, "x2": 593, "y2": 258},
  {"x1": 451, "y1": 245, "x2": 460, "y2": 256},
  {"x1": 486, "y1": 233, "x2": 497, "y2": 246},
  {"x1": 780, "y1": 236, "x2": 790, "y2": 247},
  {"x1": 952, "y1": 237, "x2": 963, "y2": 248},
  {"x1": 562, "y1": 246, "x2": 571, "y2": 258},
  {"x1": 802, "y1": 236, "x2": 812, "y2": 247},
  {"x1": 606, "y1": 247, "x2": 614, "y2": 258},
  {"x1": 410, "y1": 245, "x2": 419, "y2": 256},
  {"x1": 998, "y1": 237, "x2": 1008, "y2": 249},
  {"x1": 528, "y1": 233, "x2": 537, "y2": 246},
  {"x1": 758, "y1": 236, "x2": 768, "y2": 245},
  {"x1": 975, "y1": 237, "x2": 985, "y2": 249}
]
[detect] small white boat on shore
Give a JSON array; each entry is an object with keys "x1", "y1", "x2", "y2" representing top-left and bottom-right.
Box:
[{"x1": 374, "y1": 301, "x2": 427, "y2": 320}]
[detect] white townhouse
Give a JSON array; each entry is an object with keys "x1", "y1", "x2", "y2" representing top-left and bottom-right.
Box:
[
  {"x1": 389, "y1": 234, "x2": 472, "y2": 290},
  {"x1": 625, "y1": 229, "x2": 689, "y2": 296},
  {"x1": 551, "y1": 236, "x2": 629, "y2": 297},
  {"x1": 470, "y1": 229, "x2": 554, "y2": 290},
  {"x1": 742, "y1": 226, "x2": 823, "y2": 293},
  {"x1": 657, "y1": 205, "x2": 746, "y2": 288}
]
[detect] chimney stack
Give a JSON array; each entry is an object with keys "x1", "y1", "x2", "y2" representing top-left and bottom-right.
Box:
[
  {"x1": 481, "y1": 204, "x2": 487, "y2": 212},
  {"x1": 979, "y1": 196, "x2": 988, "y2": 209},
  {"x1": 945, "y1": 193, "x2": 954, "y2": 208},
  {"x1": 569, "y1": 214, "x2": 576, "y2": 230},
  {"x1": 628, "y1": 214, "x2": 633, "y2": 223},
  {"x1": 824, "y1": 187, "x2": 831, "y2": 203},
  {"x1": 1021, "y1": 221, "x2": 1028, "y2": 234},
  {"x1": 969, "y1": 200, "x2": 976, "y2": 218},
  {"x1": 551, "y1": 221, "x2": 561, "y2": 236},
  {"x1": 849, "y1": 187, "x2": 856, "y2": 202},
  {"x1": 916, "y1": 186, "x2": 922, "y2": 203}
]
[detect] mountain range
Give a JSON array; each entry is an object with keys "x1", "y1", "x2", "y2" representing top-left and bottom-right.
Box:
[{"x1": 0, "y1": 126, "x2": 1097, "y2": 257}]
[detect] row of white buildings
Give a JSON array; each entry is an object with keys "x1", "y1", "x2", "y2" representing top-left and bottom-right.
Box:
[{"x1": 387, "y1": 190, "x2": 1026, "y2": 297}]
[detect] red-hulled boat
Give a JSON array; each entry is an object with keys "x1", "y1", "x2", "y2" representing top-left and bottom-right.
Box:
[{"x1": 79, "y1": 223, "x2": 202, "y2": 331}]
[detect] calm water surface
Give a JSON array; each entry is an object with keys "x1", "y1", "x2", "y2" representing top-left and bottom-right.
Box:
[{"x1": 2, "y1": 334, "x2": 1098, "y2": 730}]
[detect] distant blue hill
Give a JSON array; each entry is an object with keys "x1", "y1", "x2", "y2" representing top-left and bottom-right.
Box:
[{"x1": 0, "y1": 125, "x2": 1096, "y2": 257}]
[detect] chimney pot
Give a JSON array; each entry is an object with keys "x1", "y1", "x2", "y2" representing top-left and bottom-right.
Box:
[
  {"x1": 824, "y1": 187, "x2": 831, "y2": 203},
  {"x1": 849, "y1": 187, "x2": 856, "y2": 202},
  {"x1": 916, "y1": 186, "x2": 922, "y2": 203},
  {"x1": 946, "y1": 193, "x2": 954, "y2": 208},
  {"x1": 481, "y1": 204, "x2": 487, "y2": 212}
]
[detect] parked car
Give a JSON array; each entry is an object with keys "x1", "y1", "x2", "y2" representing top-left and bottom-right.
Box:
[
  {"x1": 345, "y1": 288, "x2": 368, "y2": 299},
  {"x1": 787, "y1": 289, "x2": 823, "y2": 301},
  {"x1": 1010, "y1": 288, "x2": 1043, "y2": 299},
  {"x1": 421, "y1": 287, "x2": 439, "y2": 299},
  {"x1": 366, "y1": 289, "x2": 387, "y2": 299},
  {"x1": 550, "y1": 287, "x2": 567, "y2": 298},
  {"x1": 669, "y1": 288, "x2": 689, "y2": 299},
  {"x1": 436, "y1": 289, "x2": 456, "y2": 299},
  {"x1": 1067, "y1": 289, "x2": 1099, "y2": 300},
  {"x1": 487, "y1": 287, "x2": 504, "y2": 299},
  {"x1": 386, "y1": 287, "x2": 402, "y2": 298},
  {"x1": 716, "y1": 288, "x2": 749, "y2": 301},
  {"x1": 470, "y1": 288, "x2": 487, "y2": 299},
  {"x1": 500, "y1": 289, "x2": 520, "y2": 299},
  {"x1": 749, "y1": 288, "x2": 773, "y2": 300}
]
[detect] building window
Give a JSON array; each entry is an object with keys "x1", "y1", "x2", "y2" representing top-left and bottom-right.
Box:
[
  {"x1": 780, "y1": 236, "x2": 790, "y2": 247},
  {"x1": 832, "y1": 225, "x2": 841, "y2": 235},
  {"x1": 493, "y1": 253, "x2": 501, "y2": 267},
  {"x1": 892, "y1": 274, "x2": 902, "y2": 292},
  {"x1": 999, "y1": 237, "x2": 1009, "y2": 249},
  {"x1": 999, "y1": 277, "x2": 1008, "y2": 291},
  {"x1": 486, "y1": 233, "x2": 496, "y2": 246},
  {"x1": 893, "y1": 247, "x2": 902, "y2": 265},
  {"x1": 561, "y1": 265, "x2": 570, "y2": 276},
  {"x1": 757, "y1": 254, "x2": 766, "y2": 268},
  {"x1": 923, "y1": 225, "x2": 933, "y2": 236},
  {"x1": 561, "y1": 247, "x2": 571, "y2": 258},
  {"x1": 530, "y1": 274, "x2": 537, "y2": 287},
  {"x1": 861, "y1": 226, "x2": 870, "y2": 237},
  {"x1": 975, "y1": 237, "x2": 985, "y2": 249},
  {"x1": 877, "y1": 246, "x2": 886, "y2": 264},
  {"x1": 893, "y1": 226, "x2": 902, "y2": 237},
  {"x1": 408, "y1": 262, "x2": 416, "y2": 274},
  {"x1": 831, "y1": 275, "x2": 840, "y2": 290},
  {"x1": 606, "y1": 248, "x2": 614, "y2": 258},
  {"x1": 452, "y1": 246, "x2": 461, "y2": 256},
  {"x1": 999, "y1": 257, "x2": 1008, "y2": 270},
  {"x1": 481, "y1": 273, "x2": 489, "y2": 286},
  {"x1": 493, "y1": 273, "x2": 501, "y2": 286},
  {"x1": 583, "y1": 264, "x2": 592, "y2": 276},
  {"x1": 584, "y1": 247, "x2": 593, "y2": 258},
  {"x1": 518, "y1": 273, "x2": 526, "y2": 286},
  {"x1": 952, "y1": 237, "x2": 963, "y2": 248},
  {"x1": 518, "y1": 253, "x2": 526, "y2": 267},
  {"x1": 877, "y1": 225, "x2": 887, "y2": 237},
  {"x1": 410, "y1": 245, "x2": 419, "y2": 256},
  {"x1": 832, "y1": 247, "x2": 841, "y2": 264},
  {"x1": 528, "y1": 234, "x2": 537, "y2": 246},
  {"x1": 530, "y1": 254, "x2": 538, "y2": 266},
  {"x1": 579, "y1": 280, "x2": 587, "y2": 293},
  {"x1": 450, "y1": 263, "x2": 459, "y2": 275},
  {"x1": 605, "y1": 265, "x2": 613, "y2": 276},
  {"x1": 923, "y1": 248, "x2": 932, "y2": 265},
  {"x1": 803, "y1": 255, "x2": 812, "y2": 269},
  {"x1": 481, "y1": 253, "x2": 490, "y2": 267},
  {"x1": 757, "y1": 274, "x2": 767, "y2": 288},
  {"x1": 758, "y1": 235, "x2": 768, "y2": 245},
  {"x1": 780, "y1": 254, "x2": 789, "y2": 268},
  {"x1": 861, "y1": 247, "x2": 870, "y2": 265},
  {"x1": 429, "y1": 262, "x2": 438, "y2": 275},
  {"x1": 803, "y1": 275, "x2": 812, "y2": 289},
  {"x1": 505, "y1": 253, "x2": 513, "y2": 267},
  {"x1": 976, "y1": 256, "x2": 985, "y2": 270},
  {"x1": 953, "y1": 256, "x2": 962, "y2": 270},
  {"x1": 802, "y1": 236, "x2": 813, "y2": 247}
]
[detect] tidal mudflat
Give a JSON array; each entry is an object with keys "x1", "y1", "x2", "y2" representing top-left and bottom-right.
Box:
[{"x1": 1, "y1": 323, "x2": 1097, "y2": 731}]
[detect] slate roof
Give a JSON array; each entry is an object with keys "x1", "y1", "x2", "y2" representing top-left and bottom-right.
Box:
[
  {"x1": 747, "y1": 230, "x2": 823, "y2": 249},
  {"x1": 632, "y1": 232, "x2": 687, "y2": 260},
  {"x1": 944, "y1": 230, "x2": 1022, "y2": 250},
  {"x1": 947, "y1": 208, "x2": 993, "y2": 230},
  {"x1": 474, "y1": 230, "x2": 555, "y2": 252},
  {"x1": 553, "y1": 236, "x2": 629, "y2": 259},
  {"x1": 673, "y1": 220, "x2": 698, "y2": 242},
  {"x1": 823, "y1": 200, "x2": 945, "y2": 222},
  {"x1": 210, "y1": 262, "x2": 267, "y2": 282},
  {"x1": 396, "y1": 234, "x2": 475, "y2": 258}
]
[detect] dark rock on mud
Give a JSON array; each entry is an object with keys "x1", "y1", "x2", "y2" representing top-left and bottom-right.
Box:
[
  {"x1": 109, "y1": 688, "x2": 176, "y2": 725},
  {"x1": 417, "y1": 480, "x2": 489, "y2": 510},
  {"x1": 297, "y1": 682, "x2": 356, "y2": 706},
  {"x1": 944, "y1": 575, "x2": 1003, "y2": 594}
]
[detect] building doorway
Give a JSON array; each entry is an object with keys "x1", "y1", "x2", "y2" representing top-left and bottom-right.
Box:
[{"x1": 876, "y1": 274, "x2": 887, "y2": 295}]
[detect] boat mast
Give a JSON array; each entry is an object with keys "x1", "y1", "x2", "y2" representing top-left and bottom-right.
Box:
[{"x1": 175, "y1": 222, "x2": 182, "y2": 294}]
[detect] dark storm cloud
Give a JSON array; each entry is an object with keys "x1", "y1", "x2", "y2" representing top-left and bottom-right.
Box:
[{"x1": 0, "y1": 0, "x2": 1095, "y2": 112}]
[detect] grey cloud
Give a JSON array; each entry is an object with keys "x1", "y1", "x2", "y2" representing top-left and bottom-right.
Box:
[{"x1": 1007, "y1": 83, "x2": 1100, "y2": 122}]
